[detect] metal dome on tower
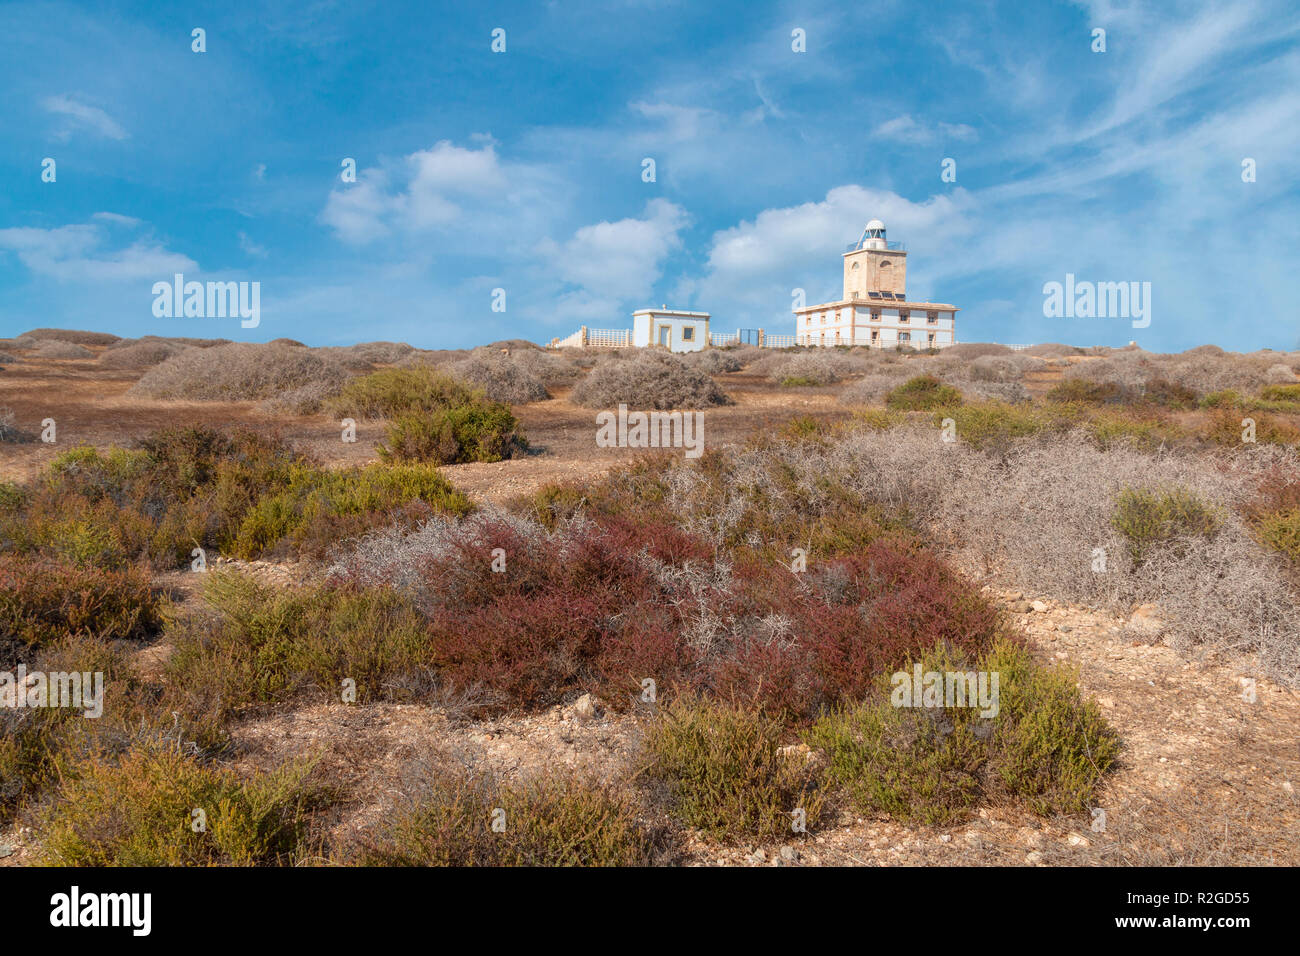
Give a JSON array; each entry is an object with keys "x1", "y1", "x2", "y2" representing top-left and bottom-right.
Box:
[{"x1": 859, "y1": 219, "x2": 887, "y2": 249}]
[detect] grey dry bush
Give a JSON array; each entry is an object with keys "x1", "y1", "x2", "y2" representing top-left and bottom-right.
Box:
[
  {"x1": 651, "y1": 423, "x2": 1300, "y2": 686},
  {"x1": 679, "y1": 349, "x2": 745, "y2": 375},
  {"x1": 1264, "y1": 363, "x2": 1298, "y2": 384},
  {"x1": 1064, "y1": 348, "x2": 1282, "y2": 396},
  {"x1": 319, "y1": 341, "x2": 416, "y2": 371},
  {"x1": 0, "y1": 351, "x2": 19, "y2": 365},
  {"x1": 130, "y1": 342, "x2": 352, "y2": 409},
  {"x1": 571, "y1": 351, "x2": 731, "y2": 409},
  {"x1": 443, "y1": 353, "x2": 550, "y2": 404},
  {"x1": 763, "y1": 350, "x2": 870, "y2": 386}
]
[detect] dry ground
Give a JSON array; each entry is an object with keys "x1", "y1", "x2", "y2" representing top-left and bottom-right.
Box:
[{"x1": 2, "y1": 346, "x2": 1295, "y2": 867}]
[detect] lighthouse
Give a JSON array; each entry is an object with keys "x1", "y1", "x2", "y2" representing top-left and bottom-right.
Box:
[{"x1": 792, "y1": 218, "x2": 959, "y2": 349}]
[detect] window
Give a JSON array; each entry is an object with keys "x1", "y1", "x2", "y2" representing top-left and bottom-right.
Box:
[
  {"x1": 899, "y1": 332, "x2": 911, "y2": 343},
  {"x1": 927, "y1": 311, "x2": 938, "y2": 324},
  {"x1": 821, "y1": 313, "x2": 827, "y2": 324},
  {"x1": 870, "y1": 309, "x2": 881, "y2": 321},
  {"x1": 871, "y1": 329, "x2": 879, "y2": 344},
  {"x1": 927, "y1": 332, "x2": 936, "y2": 345},
  {"x1": 899, "y1": 310, "x2": 910, "y2": 323},
  {"x1": 682, "y1": 326, "x2": 695, "y2": 341}
]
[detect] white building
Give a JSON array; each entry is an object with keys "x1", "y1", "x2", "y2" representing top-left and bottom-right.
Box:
[
  {"x1": 793, "y1": 220, "x2": 959, "y2": 349},
  {"x1": 632, "y1": 308, "x2": 710, "y2": 353}
]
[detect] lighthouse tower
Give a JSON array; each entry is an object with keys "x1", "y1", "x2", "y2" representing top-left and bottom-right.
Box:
[{"x1": 843, "y1": 218, "x2": 907, "y2": 299}]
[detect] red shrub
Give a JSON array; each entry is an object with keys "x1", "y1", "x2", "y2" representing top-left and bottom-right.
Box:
[{"x1": 705, "y1": 542, "x2": 1007, "y2": 720}]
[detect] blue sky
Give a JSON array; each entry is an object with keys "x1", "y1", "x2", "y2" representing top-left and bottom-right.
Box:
[{"x1": 2, "y1": 0, "x2": 1298, "y2": 351}]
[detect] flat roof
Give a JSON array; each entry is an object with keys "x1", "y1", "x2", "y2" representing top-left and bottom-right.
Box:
[
  {"x1": 633, "y1": 309, "x2": 710, "y2": 318},
  {"x1": 794, "y1": 297, "x2": 958, "y2": 313}
]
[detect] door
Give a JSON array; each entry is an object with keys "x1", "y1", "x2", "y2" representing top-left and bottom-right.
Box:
[{"x1": 658, "y1": 326, "x2": 671, "y2": 348}]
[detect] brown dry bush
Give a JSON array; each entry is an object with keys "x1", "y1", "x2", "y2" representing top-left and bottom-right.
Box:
[
  {"x1": 130, "y1": 342, "x2": 352, "y2": 406},
  {"x1": 1022, "y1": 343, "x2": 1086, "y2": 357},
  {"x1": 0, "y1": 351, "x2": 18, "y2": 364},
  {"x1": 0, "y1": 407, "x2": 33, "y2": 443},
  {"x1": 23, "y1": 328, "x2": 121, "y2": 346},
  {"x1": 571, "y1": 351, "x2": 732, "y2": 409},
  {"x1": 944, "y1": 342, "x2": 1013, "y2": 360},
  {"x1": 98, "y1": 340, "x2": 187, "y2": 369},
  {"x1": 32, "y1": 340, "x2": 94, "y2": 359}
]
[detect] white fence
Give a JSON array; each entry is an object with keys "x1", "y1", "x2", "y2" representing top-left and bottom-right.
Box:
[
  {"x1": 549, "y1": 325, "x2": 1022, "y2": 352},
  {"x1": 550, "y1": 327, "x2": 631, "y2": 349}
]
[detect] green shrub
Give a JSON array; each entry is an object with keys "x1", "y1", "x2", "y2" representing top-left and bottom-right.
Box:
[
  {"x1": 937, "y1": 401, "x2": 1068, "y2": 451},
  {"x1": 229, "y1": 461, "x2": 472, "y2": 558},
  {"x1": 644, "y1": 696, "x2": 825, "y2": 840},
  {"x1": 354, "y1": 770, "x2": 670, "y2": 866},
  {"x1": 886, "y1": 375, "x2": 962, "y2": 411},
  {"x1": 36, "y1": 746, "x2": 329, "y2": 866},
  {"x1": 1046, "y1": 378, "x2": 1127, "y2": 405},
  {"x1": 1259, "y1": 383, "x2": 1300, "y2": 404},
  {"x1": 0, "y1": 555, "x2": 162, "y2": 654},
  {"x1": 1112, "y1": 486, "x2": 1220, "y2": 565},
  {"x1": 1084, "y1": 410, "x2": 1184, "y2": 450},
  {"x1": 324, "y1": 367, "x2": 527, "y2": 464},
  {"x1": 1200, "y1": 389, "x2": 1243, "y2": 409},
  {"x1": 379, "y1": 404, "x2": 526, "y2": 465},
  {"x1": 0, "y1": 427, "x2": 473, "y2": 569},
  {"x1": 807, "y1": 644, "x2": 991, "y2": 825},
  {"x1": 324, "y1": 367, "x2": 479, "y2": 420},
  {"x1": 984, "y1": 642, "x2": 1122, "y2": 814},
  {"x1": 1204, "y1": 408, "x2": 1300, "y2": 447},
  {"x1": 165, "y1": 572, "x2": 433, "y2": 722},
  {"x1": 807, "y1": 641, "x2": 1119, "y2": 822},
  {"x1": 1143, "y1": 377, "x2": 1199, "y2": 409}
]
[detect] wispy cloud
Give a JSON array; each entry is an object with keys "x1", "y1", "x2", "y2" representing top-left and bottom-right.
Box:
[
  {"x1": 41, "y1": 94, "x2": 128, "y2": 141},
  {"x1": 873, "y1": 115, "x2": 978, "y2": 145}
]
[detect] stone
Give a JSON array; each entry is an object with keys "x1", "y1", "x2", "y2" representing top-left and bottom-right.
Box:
[
  {"x1": 1127, "y1": 603, "x2": 1164, "y2": 636},
  {"x1": 1067, "y1": 833, "x2": 1090, "y2": 847},
  {"x1": 780, "y1": 846, "x2": 797, "y2": 862},
  {"x1": 1026, "y1": 851, "x2": 1044, "y2": 865},
  {"x1": 1030, "y1": 600, "x2": 1049, "y2": 613},
  {"x1": 573, "y1": 693, "x2": 601, "y2": 720}
]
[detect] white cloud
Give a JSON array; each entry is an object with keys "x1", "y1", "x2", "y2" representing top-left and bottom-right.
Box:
[
  {"x1": 873, "y1": 115, "x2": 978, "y2": 145},
  {"x1": 41, "y1": 94, "x2": 127, "y2": 140},
  {"x1": 321, "y1": 141, "x2": 518, "y2": 243},
  {"x1": 691, "y1": 186, "x2": 975, "y2": 323},
  {"x1": 536, "y1": 200, "x2": 689, "y2": 319},
  {"x1": 92, "y1": 212, "x2": 142, "y2": 227},
  {"x1": 0, "y1": 223, "x2": 195, "y2": 281},
  {"x1": 238, "y1": 232, "x2": 268, "y2": 258}
]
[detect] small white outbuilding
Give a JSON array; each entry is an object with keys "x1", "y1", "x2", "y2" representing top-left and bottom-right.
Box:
[{"x1": 632, "y1": 308, "x2": 710, "y2": 353}]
